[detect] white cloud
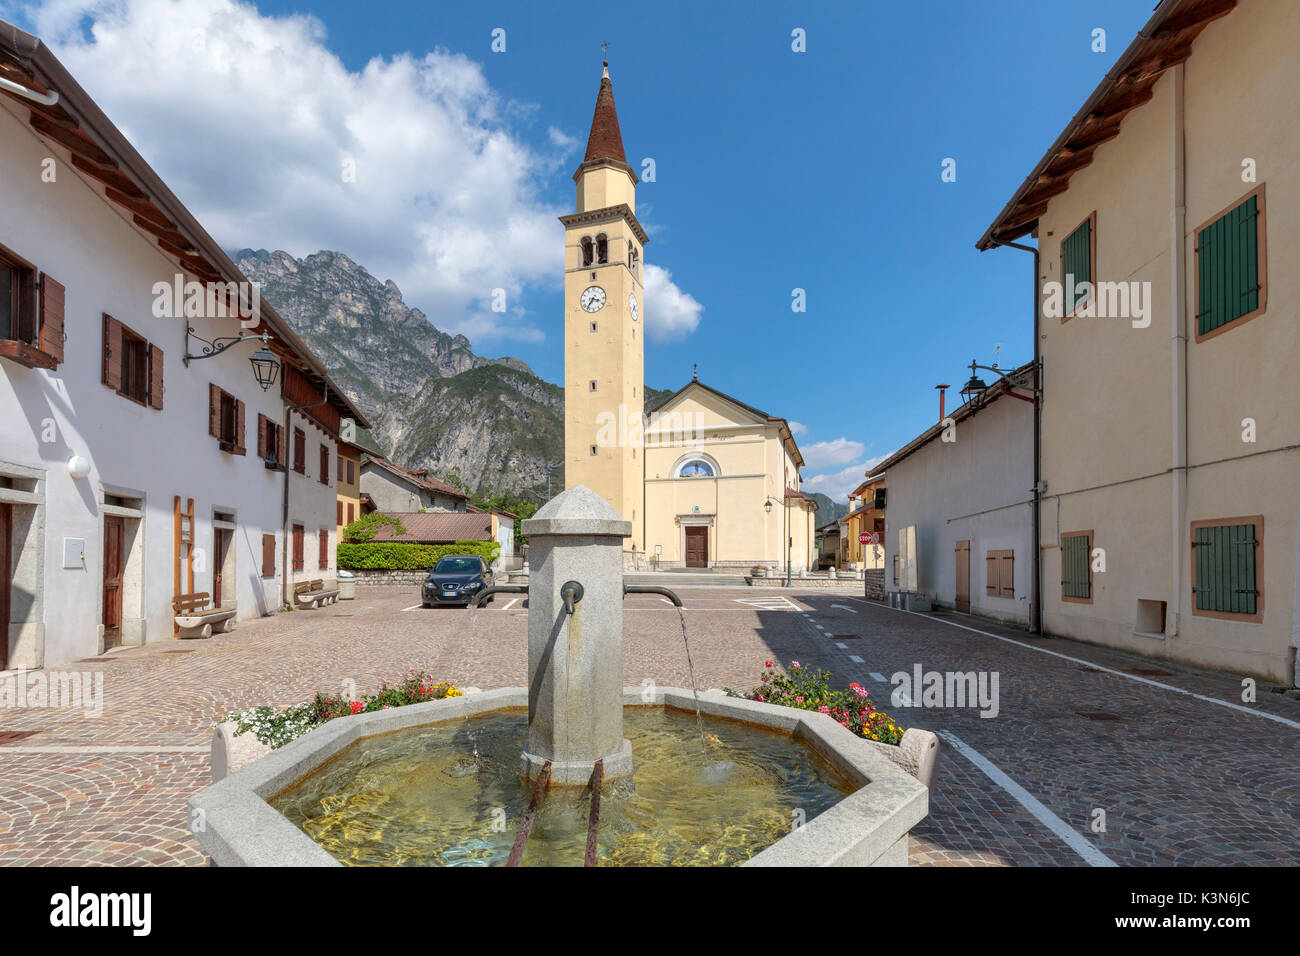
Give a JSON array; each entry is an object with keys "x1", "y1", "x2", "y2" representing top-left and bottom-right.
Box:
[
  {"x1": 643, "y1": 263, "x2": 702, "y2": 341},
  {"x1": 801, "y1": 437, "x2": 865, "y2": 471},
  {"x1": 787, "y1": 421, "x2": 807, "y2": 435},
  {"x1": 801, "y1": 454, "x2": 889, "y2": 504},
  {"x1": 25, "y1": 0, "x2": 574, "y2": 346}
]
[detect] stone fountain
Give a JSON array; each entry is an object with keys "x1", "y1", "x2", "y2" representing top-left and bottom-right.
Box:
[{"x1": 190, "y1": 486, "x2": 932, "y2": 866}]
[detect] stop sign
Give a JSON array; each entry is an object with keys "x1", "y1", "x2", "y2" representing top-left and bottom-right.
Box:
[{"x1": 858, "y1": 532, "x2": 870, "y2": 544}]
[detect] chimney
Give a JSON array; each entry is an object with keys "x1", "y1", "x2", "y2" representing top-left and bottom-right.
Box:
[{"x1": 935, "y1": 383, "x2": 950, "y2": 422}]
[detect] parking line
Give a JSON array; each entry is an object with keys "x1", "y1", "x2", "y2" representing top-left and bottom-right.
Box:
[
  {"x1": 869, "y1": 672, "x2": 888, "y2": 683},
  {"x1": 401, "y1": 603, "x2": 422, "y2": 612},
  {"x1": 836, "y1": 642, "x2": 848, "y2": 649},
  {"x1": 502, "y1": 598, "x2": 519, "y2": 610},
  {"x1": 848, "y1": 654, "x2": 864, "y2": 663},
  {"x1": 854, "y1": 598, "x2": 1300, "y2": 731},
  {"x1": 938, "y1": 730, "x2": 1116, "y2": 867}
]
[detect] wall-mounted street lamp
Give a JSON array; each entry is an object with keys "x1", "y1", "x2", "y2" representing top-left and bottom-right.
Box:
[
  {"x1": 183, "y1": 327, "x2": 282, "y2": 391},
  {"x1": 763, "y1": 495, "x2": 792, "y2": 587},
  {"x1": 960, "y1": 358, "x2": 1040, "y2": 410}
]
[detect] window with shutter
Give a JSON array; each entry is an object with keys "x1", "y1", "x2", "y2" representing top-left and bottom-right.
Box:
[
  {"x1": 1060, "y1": 213, "x2": 1095, "y2": 319},
  {"x1": 210, "y1": 387, "x2": 246, "y2": 453},
  {"x1": 986, "y1": 550, "x2": 1014, "y2": 598},
  {"x1": 318, "y1": 530, "x2": 329, "y2": 570},
  {"x1": 293, "y1": 428, "x2": 306, "y2": 475},
  {"x1": 0, "y1": 245, "x2": 55, "y2": 369},
  {"x1": 347, "y1": 503, "x2": 354, "y2": 524},
  {"x1": 1061, "y1": 531, "x2": 1093, "y2": 602},
  {"x1": 1191, "y1": 517, "x2": 1262, "y2": 621},
  {"x1": 319, "y1": 445, "x2": 330, "y2": 485},
  {"x1": 1195, "y1": 186, "x2": 1266, "y2": 341},
  {"x1": 103, "y1": 314, "x2": 123, "y2": 391},
  {"x1": 292, "y1": 524, "x2": 304, "y2": 571},
  {"x1": 261, "y1": 533, "x2": 276, "y2": 578},
  {"x1": 347, "y1": 460, "x2": 355, "y2": 484},
  {"x1": 337, "y1": 500, "x2": 343, "y2": 525},
  {"x1": 257, "y1": 414, "x2": 269, "y2": 460},
  {"x1": 337, "y1": 455, "x2": 344, "y2": 482}
]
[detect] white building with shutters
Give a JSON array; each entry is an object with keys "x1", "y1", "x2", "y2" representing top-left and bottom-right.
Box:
[
  {"x1": 0, "y1": 22, "x2": 366, "y2": 669},
  {"x1": 879, "y1": 372, "x2": 1035, "y2": 627}
]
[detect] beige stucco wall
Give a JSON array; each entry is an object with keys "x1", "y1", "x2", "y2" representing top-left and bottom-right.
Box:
[
  {"x1": 643, "y1": 388, "x2": 815, "y2": 569},
  {"x1": 1034, "y1": 0, "x2": 1299, "y2": 682}
]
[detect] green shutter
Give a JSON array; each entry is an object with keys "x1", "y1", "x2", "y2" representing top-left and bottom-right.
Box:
[
  {"x1": 1193, "y1": 523, "x2": 1257, "y2": 615},
  {"x1": 1062, "y1": 534, "x2": 1090, "y2": 599},
  {"x1": 1197, "y1": 195, "x2": 1259, "y2": 336},
  {"x1": 1062, "y1": 218, "x2": 1092, "y2": 314}
]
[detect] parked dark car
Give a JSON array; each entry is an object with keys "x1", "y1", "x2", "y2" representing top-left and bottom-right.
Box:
[{"x1": 422, "y1": 555, "x2": 493, "y2": 608}]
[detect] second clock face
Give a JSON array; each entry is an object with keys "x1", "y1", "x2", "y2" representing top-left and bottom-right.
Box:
[
  {"x1": 628, "y1": 293, "x2": 639, "y2": 321},
  {"x1": 581, "y1": 286, "x2": 606, "y2": 313}
]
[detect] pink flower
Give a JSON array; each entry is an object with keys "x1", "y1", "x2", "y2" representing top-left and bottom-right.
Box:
[
  {"x1": 795, "y1": 696, "x2": 804, "y2": 703},
  {"x1": 818, "y1": 706, "x2": 830, "y2": 715},
  {"x1": 349, "y1": 700, "x2": 364, "y2": 714},
  {"x1": 382, "y1": 705, "x2": 392, "y2": 710},
  {"x1": 790, "y1": 661, "x2": 801, "y2": 668}
]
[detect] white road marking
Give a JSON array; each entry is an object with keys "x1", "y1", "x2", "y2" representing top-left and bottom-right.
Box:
[
  {"x1": 831, "y1": 604, "x2": 857, "y2": 613},
  {"x1": 734, "y1": 596, "x2": 800, "y2": 611},
  {"x1": 814, "y1": 624, "x2": 824, "y2": 630},
  {"x1": 938, "y1": 731, "x2": 1116, "y2": 867},
  {"x1": 661, "y1": 598, "x2": 674, "y2": 605},
  {"x1": 853, "y1": 598, "x2": 1300, "y2": 732},
  {"x1": 849, "y1": 654, "x2": 864, "y2": 663},
  {"x1": 502, "y1": 598, "x2": 519, "y2": 610},
  {"x1": 869, "y1": 672, "x2": 888, "y2": 683},
  {"x1": 401, "y1": 603, "x2": 423, "y2": 612},
  {"x1": 836, "y1": 642, "x2": 848, "y2": 649}
]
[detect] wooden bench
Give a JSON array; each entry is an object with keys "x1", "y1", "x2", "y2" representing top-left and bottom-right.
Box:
[
  {"x1": 293, "y1": 579, "x2": 341, "y2": 609},
  {"x1": 173, "y1": 592, "x2": 236, "y2": 638}
]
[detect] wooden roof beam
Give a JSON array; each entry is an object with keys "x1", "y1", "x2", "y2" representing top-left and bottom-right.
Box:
[
  {"x1": 29, "y1": 111, "x2": 114, "y2": 167},
  {"x1": 70, "y1": 153, "x2": 146, "y2": 200},
  {"x1": 1153, "y1": 0, "x2": 1235, "y2": 37}
]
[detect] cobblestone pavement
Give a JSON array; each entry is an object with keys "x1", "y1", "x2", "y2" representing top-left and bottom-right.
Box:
[{"x1": 1, "y1": 586, "x2": 1296, "y2": 866}]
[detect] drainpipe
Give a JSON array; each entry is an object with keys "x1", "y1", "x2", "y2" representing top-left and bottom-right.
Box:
[
  {"x1": 280, "y1": 384, "x2": 331, "y2": 609},
  {"x1": 990, "y1": 237, "x2": 1042, "y2": 634},
  {"x1": 1169, "y1": 64, "x2": 1188, "y2": 638}
]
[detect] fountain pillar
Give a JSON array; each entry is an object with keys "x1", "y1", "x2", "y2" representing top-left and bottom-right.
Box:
[{"x1": 520, "y1": 485, "x2": 633, "y2": 784}]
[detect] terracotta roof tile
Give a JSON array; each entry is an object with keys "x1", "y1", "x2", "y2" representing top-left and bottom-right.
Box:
[
  {"x1": 370, "y1": 512, "x2": 492, "y2": 544},
  {"x1": 583, "y1": 66, "x2": 627, "y2": 166}
]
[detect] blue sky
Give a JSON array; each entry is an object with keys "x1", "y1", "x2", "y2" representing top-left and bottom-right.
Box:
[{"x1": 6, "y1": 0, "x2": 1154, "y2": 499}]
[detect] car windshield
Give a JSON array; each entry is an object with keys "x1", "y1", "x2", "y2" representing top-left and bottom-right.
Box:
[{"x1": 433, "y1": 557, "x2": 480, "y2": 574}]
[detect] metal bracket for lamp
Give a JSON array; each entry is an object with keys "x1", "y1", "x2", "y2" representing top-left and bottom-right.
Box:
[
  {"x1": 961, "y1": 358, "x2": 1041, "y2": 408},
  {"x1": 183, "y1": 327, "x2": 282, "y2": 391}
]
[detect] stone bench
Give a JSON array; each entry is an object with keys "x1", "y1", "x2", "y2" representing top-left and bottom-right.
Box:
[
  {"x1": 294, "y1": 579, "x2": 341, "y2": 609},
  {"x1": 173, "y1": 592, "x2": 236, "y2": 638}
]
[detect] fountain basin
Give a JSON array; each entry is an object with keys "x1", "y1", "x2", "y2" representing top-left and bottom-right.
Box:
[{"x1": 189, "y1": 686, "x2": 929, "y2": 867}]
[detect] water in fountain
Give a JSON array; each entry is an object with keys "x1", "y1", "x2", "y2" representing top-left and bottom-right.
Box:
[{"x1": 673, "y1": 605, "x2": 730, "y2": 780}]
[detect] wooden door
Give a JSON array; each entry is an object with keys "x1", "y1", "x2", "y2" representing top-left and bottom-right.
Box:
[
  {"x1": 955, "y1": 540, "x2": 970, "y2": 614},
  {"x1": 684, "y1": 526, "x2": 708, "y2": 568},
  {"x1": 103, "y1": 515, "x2": 124, "y2": 648},
  {"x1": 0, "y1": 504, "x2": 10, "y2": 670},
  {"x1": 213, "y1": 528, "x2": 230, "y2": 607}
]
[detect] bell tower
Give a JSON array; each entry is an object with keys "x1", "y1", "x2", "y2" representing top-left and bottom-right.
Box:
[{"x1": 561, "y1": 60, "x2": 648, "y2": 550}]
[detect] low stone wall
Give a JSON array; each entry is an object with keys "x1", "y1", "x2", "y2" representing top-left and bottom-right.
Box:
[
  {"x1": 348, "y1": 569, "x2": 426, "y2": 587},
  {"x1": 865, "y1": 568, "x2": 886, "y2": 599},
  {"x1": 750, "y1": 576, "x2": 868, "y2": 589}
]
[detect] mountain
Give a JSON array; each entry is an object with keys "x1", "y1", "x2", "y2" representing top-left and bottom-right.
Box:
[
  {"x1": 810, "y1": 493, "x2": 849, "y2": 526},
  {"x1": 236, "y1": 249, "x2": 663, "y2": 496}
]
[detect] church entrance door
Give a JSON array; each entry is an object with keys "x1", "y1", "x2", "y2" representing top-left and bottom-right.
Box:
[{"x1": 684, "y1": 526, "x2": 709, "y2": 568}]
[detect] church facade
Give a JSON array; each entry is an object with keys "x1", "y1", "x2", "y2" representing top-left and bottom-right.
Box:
[{"x1": 563, "y1": 64, "x2": 817, "y2": 572}]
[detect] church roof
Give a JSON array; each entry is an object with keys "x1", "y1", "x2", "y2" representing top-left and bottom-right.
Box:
[
  {"x1": 573, "y1": 63, "x2": 637, "y2": 183},
  {"x1": 648, "y1": 378, "x2": 805, "y2": 469}
]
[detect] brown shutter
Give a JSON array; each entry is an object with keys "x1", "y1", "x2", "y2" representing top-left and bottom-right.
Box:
[
  {"x1": 348, "y1": 503, "x2": 354, "y2": 524},
  {"x1": 261, "y1": 533, "x2": 275, "y2": 578},
  {"x1": 292, "y1": 524, "x2": 304, "y2": 571},
  {"x1": 38, "y1": 274, "x2": 65, "y2": 364},
  {"x1": 208, "y1": 384, "x2": 220, "y2": 437},
  {"x1": 102, "y1": 314, "x2": 122, "y2": 390},
  {"x1": 276, "y1": 424, "x2": 287, "y2": 471},
  {"x1": 232, "y1": 399, "x2": 246, "y2": 455},
  {"x1": 1000, "y1": 554, "x2": 1015, "y2": 597},
  {"x1": 319, "y1": 444, "x2": 329, "y2": 484},
  {"x1": 319, "y1": 530, "x2": 328, "y2": 570},
  {"x1": 257, "y1": 414, "x2": 268, "y2": 459},
  {"x1": 337, "y1": 500, "x2": 343, "y2": 525},
  {"x1": 985, "y1": 554, "x2": 997, "y2": 595},
  {"x1": 337, "y1": 455, "x2": 344, "y2": 481},
  {"x1": 347, "y1": 460, "x2": 355, "y2": 484},
  {"x1": 147, "y1": 344, "x2": 164, "y2": 410}
]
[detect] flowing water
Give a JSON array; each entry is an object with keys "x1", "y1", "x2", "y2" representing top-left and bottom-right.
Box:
[
  {"x1": 271, "y1": 707, "x2": 855, "y2": 866},
  {"x1": 673, "y1": 606, "x2": 710, "y2": 764}
]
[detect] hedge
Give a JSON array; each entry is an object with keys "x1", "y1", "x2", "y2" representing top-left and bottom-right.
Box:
[{"x1": 337, "y1": 540, "x2": 500, "y2": 571}]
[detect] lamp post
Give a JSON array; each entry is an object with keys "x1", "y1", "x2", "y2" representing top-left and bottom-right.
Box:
[{"x1": 960, "y1": 358, "x2": 1039, "y2": 410}]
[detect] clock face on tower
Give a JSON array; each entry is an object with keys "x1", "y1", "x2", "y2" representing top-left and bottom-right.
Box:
[
  {"x1": 580, "y1": 286, "x2": 606, "y2": 313},
  {"x1": 628, "y1": 293, "x2": 639, "y2": 321}
]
